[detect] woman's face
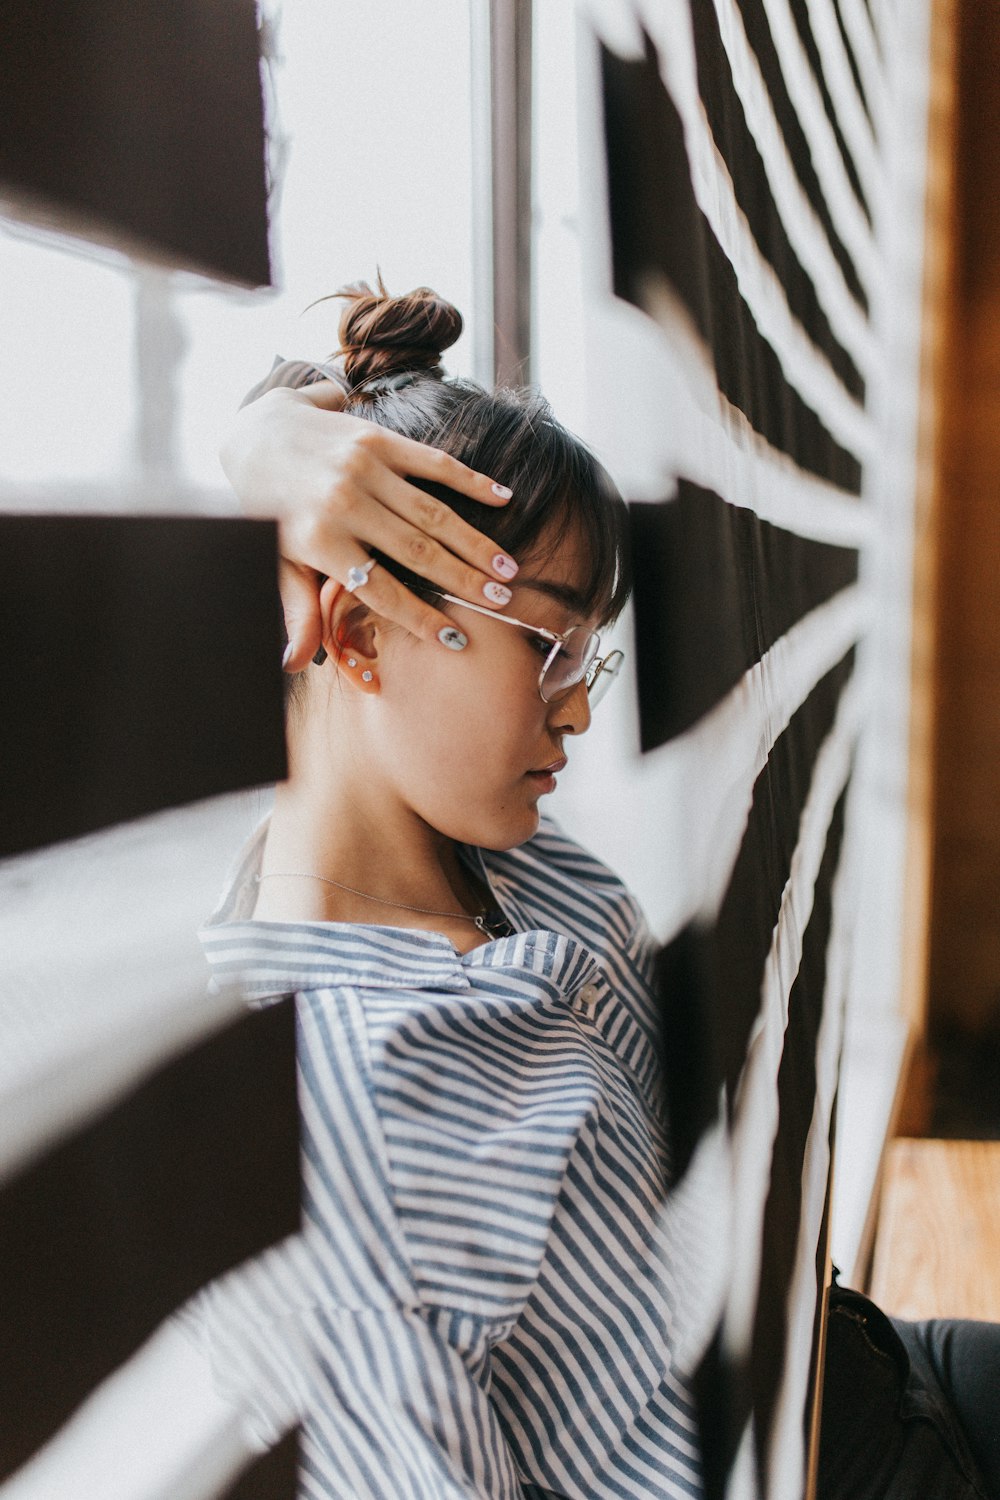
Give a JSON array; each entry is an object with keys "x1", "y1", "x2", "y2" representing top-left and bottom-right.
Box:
[{"x1": 370, "y1": 525, "x2": 601, "y2": 850}]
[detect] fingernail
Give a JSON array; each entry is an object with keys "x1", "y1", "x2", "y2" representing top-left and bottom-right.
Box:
[
  {"x1": 312, "y1": 645, "x2": 328, "y2": 666},
  {"x1": 491, "y1": 482, "x2": 513, "y2": 499},
  {"x1": 492, "y1": 553, "x2": 519, "y2": 580},
  {"x1": 438, "y1": 626, "x2": 468, "y2": 651},
  {"x1": 483, "y1": 581, "x2": 512, "y2": 605},
  {"x1": 281, "y1": 643, "x2": 293, "y2": 668}
]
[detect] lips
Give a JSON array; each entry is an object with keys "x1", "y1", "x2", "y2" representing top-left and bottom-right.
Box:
[
  {"x1": 525, "y1": 756, "x2": 567, "y2": 799},
  {"x1": 529, "y1": 756, "x2": 567, "y2": 776}
]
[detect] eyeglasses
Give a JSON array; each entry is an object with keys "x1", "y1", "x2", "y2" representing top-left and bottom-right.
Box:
[{"x1": 430, "y1": 591, "x2": 625, "y2": 706}]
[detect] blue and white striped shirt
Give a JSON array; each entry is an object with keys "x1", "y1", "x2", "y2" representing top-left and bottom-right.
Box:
[{"x1": 195, "y1": 816, "x2": 703, "y2": 1500}]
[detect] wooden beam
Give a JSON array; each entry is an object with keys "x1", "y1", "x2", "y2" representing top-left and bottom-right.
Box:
[{"x1": 870, "y1": 1139, "x2": 1000, "y2": 1319}]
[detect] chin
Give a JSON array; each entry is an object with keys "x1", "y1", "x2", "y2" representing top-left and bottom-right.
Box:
[
  {"x1": 434, "y1": 796, "x2": 541, "y2": 853},
  {"x1": 477, "y1": 806, "x2": 541, "y2": 853}
]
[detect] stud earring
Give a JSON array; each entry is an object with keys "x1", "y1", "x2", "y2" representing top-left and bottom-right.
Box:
[
  {"x1": 362, "y1": 670, "x2": 373, "y2": 683},
  {"x1": 347, "y1": 657, "x2": 358, "y2": 668}
]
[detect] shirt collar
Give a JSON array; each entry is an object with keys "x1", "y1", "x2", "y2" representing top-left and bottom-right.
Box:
[{"x1": 200, "y1": 817, "x2": 600, "y2": 1001}]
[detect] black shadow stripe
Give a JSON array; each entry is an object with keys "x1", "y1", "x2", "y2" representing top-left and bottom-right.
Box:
[
  {"x1": 0, "y1": 0, "x2": 270, "y2": 285},
  {"x1": 656, "y1": 651, "x2": 854, "y2": 1177},
  {"x1": 0, "y1": 999, "x2": 299, "y2": 1480},
  {"x1": 0, "y1": 516, "x2": 287, "y2": 859},
  {"x1": 691, "y1": 1329, "x2": 740, "y2": 1500},
  {"x1": 714, "y1": 655, "x2": 852, "y2": 1102},
  {"x1": 750, "y1": 788, "x2": 848, "y2": 1490},
  {"x1": 602, "y1": 40, "x2": 707, "y2": 348},
  {"x1": 687, "y1": 792, "x2": 847, "y2": 1499},
  {"x1": 630, "y1": 484, "x2": 859, "y2": 752},
  {"x1": 689, "y1": 3, "x2": 865, "y2": 402},
  {"x1": 787, "y1": 0, "x2": 871, "y2": 223},
  {"x1": 602, "y1": 39, "x2": 864, "y2": 493},
  {"x1": 832, "y1": 0, "x2": 875, "y2": 135},
  {"x1": 699, "y1": 210, "x2": 862, "y2": 494},
  {"x1": 731, "y1": 0, "x2": 869, "y2": 311},
  {"x1": 811, "y1": 1135, "x2": 836, "y2": 1474},
  {"x1": 224, "y1": 1431, "x2": 300, "y2": 1500},
  {"x1": 862, "y1": 0, "x2": 883, "y2": 66}
]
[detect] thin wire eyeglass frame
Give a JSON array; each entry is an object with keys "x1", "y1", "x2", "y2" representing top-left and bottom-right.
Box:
[{"x1": 430, "y1": 590, "x2": 625, "y2": 706}]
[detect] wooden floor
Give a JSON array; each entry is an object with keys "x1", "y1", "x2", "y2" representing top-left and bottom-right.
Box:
[{"x1": 869, "y1": 1138, "x2": 1000, "y2": 1320}]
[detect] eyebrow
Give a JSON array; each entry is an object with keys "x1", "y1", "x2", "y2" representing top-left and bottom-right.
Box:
[{"x1": 516, "y1": 578, "x2": 592, "y2": 615}]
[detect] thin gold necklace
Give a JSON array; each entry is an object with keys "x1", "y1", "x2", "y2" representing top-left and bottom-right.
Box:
[{"x1": 255, "y1": 870, "x2": 510, "y2": 937}]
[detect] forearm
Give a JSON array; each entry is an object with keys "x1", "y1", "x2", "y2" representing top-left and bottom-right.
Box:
[{"x1": 221, "y1": 378, "x2": 347, "y2": 520}]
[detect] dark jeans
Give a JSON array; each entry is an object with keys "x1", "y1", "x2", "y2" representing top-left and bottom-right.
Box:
[{"x1": 818, "y1": 1287, "x2": 1000, "y2": 1500}]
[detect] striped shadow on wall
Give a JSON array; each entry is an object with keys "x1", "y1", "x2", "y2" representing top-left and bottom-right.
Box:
[{"x1": 585, "y1": 0, "x2": 894, "y2": 1494}]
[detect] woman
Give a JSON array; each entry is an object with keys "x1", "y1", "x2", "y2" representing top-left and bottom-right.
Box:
[
  {"x1": 202, "y1": 281, "x2": 1000, "y2": 1500},
  {"x1": 197, "y1": 279, "x2": 698, "y2": 1500}
]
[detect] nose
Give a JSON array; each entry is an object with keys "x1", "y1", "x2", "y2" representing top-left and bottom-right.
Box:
[{"x1": 548, "y1": 675, "x2": 591, "y2": 736}]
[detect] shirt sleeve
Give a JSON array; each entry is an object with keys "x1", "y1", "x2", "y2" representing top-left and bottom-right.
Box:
[
  {"x1": 294, "y1": 1303, "x2": 529, "y2": 1499},
  {"x1": 186, "y1": 1248, "x2": 529, "y2": 1499},
  {"x1": 239, "y1": 354, "x2": 347, "y2": 407}
]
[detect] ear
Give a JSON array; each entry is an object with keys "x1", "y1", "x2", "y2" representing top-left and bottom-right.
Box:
[{"x1": 319, "y1": 581, "x2": 381, "y2": 692}]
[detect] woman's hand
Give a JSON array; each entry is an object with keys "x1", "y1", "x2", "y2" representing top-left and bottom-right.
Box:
[{"x1": 220, "y1": 379, "x2": 518, "y2": 671}]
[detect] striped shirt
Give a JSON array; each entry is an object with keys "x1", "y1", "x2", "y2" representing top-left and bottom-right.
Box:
[{"x1": 194, "y1": 816, "x2": 703, "y2": 1499}]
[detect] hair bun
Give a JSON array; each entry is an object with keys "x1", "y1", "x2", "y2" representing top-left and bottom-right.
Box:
[{"x1": 334, "y1": 277, "x2": 463, "y2": 391}]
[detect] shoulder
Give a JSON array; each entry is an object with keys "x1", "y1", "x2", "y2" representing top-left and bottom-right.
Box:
[
  {"x1": 530, "y1": 814, "x2": 633, "y2": 886},
  {"x1": 503, "y1": 813, "x2": 627, "y2": 888},
  {"x1": 495, "y1": 814, "x2": 651, "y2": 953}
]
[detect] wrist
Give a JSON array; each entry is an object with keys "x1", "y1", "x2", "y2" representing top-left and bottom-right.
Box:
[{"x1": 220, "y1": 389, "x2": 298, "y2": 512}]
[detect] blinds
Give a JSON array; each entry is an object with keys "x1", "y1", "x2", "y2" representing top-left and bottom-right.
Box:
[
  {"x1": 0, "y1": 523, "x2": 299, "y2": 1499},
  {"x1": 579, "y1": 1, "x2": 932, "y2": 1495}
]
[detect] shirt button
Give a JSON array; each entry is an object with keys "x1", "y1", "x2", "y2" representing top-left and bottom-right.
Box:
[{"x1": 578, "y1": 983, "x2": 599, "y2": 1010}]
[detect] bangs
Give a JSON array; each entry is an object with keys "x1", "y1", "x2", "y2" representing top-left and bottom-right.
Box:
[
  {"x1": 497, "y1": 431, "x2": 633, "y2": 626},
  {"x1": 358, "y1": 379, "x2": 633, "y2": 624}
]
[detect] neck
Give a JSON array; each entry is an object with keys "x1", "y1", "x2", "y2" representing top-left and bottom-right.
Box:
[{"x1": 253, "y1": 741, "x2": 482, "y2": 931}]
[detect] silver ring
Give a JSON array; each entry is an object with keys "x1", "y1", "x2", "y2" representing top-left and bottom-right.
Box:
[{"x1": 345, "y1": 558, "x2": 376, "y2": 593}]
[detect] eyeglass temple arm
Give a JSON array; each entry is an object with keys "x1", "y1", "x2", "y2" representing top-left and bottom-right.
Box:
[{"x1": 433, "y1": 591, "x2": 562, "y2": 643}]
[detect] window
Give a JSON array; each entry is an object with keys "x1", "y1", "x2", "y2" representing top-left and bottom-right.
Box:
[{"x1": 0, "y1": 0, "x2": 492, "y2": 513}]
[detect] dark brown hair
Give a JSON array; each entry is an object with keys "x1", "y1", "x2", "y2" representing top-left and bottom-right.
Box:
[
  {"x1": 329, "y1": 278, "x2": 632, "y2": 624},
  {"x1": 336, "y1": 276, "x2": 462, "y2": 388}
]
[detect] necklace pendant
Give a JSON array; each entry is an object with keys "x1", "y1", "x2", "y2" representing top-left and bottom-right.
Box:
[{"x1": 474, "y1": 909, "x2": 516, "y2": 941}]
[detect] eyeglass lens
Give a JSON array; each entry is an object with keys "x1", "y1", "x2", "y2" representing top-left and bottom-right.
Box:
[
  {"x1": 540, "y1": 627, "x2": 601, "y2": 702},
  {"x1": 586, "y1": 650, "x2": 624, "y2": 707}
]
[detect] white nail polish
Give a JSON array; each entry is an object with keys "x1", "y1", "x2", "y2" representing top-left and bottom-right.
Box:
[
  {"x1": 281, "y1": 643, "x2": 293, "y2": 668},
  {"x1": 438, "y1": 626, "x2": 468, "y2": 651},
  {"x1": 483, "y1": 581, "x2": 512, "y2": 605},
  {"x1": 491, "y1": 482, "x2": 513, "y2": 499}
]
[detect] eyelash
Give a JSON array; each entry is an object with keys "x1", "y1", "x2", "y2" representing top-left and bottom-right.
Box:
[{"x1": 528, "y1": 635, "x2": 555, "y2": 660}]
